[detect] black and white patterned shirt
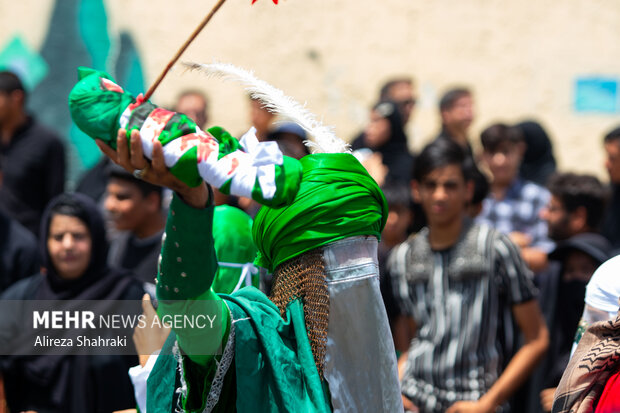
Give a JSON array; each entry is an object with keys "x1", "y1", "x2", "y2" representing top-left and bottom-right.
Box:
[{"x1": 388, "y1": 220, "x2": 537, "y2": 412}]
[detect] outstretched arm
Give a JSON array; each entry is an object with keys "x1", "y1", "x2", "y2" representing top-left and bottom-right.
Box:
[{"x1": 97, "y1": 129, "x2": 230, "y2": 365}]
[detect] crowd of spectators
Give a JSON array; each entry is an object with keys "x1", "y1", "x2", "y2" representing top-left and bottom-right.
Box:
[
  {"x1": 354, "y1": 77, "x2": 620, "y2": 412},
  {"x1": 0, "y1": 66, "x2": 619, "y2": 412}
]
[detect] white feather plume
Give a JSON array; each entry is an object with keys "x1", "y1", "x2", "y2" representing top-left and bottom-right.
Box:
[{"x1": 184, "y1": 61, "x2": 350, "y2": 154}]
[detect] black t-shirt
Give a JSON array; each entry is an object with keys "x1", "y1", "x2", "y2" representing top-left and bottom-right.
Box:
[
  {"x1": 108, "y1": 231, "x2": 163, "y2": 284},
  {"x1": 0, "y1": 210, "x2": 40, "y2": 292},
  {"x1": 0, "y1": 116, "x2": 66, "y2": 237}
]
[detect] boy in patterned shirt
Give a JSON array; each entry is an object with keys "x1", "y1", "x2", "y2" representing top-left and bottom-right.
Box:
[
  {"x1": 389, "y1": 138, "x2": 549, "y2": 413},
  {"x1": 477, "y1": 123, "x2": 554, "y2": 273}
]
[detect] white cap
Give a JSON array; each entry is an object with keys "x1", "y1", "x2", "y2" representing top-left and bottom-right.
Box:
[{"x1": 585, "y1": 254, "x2": 620, "y2": 317}]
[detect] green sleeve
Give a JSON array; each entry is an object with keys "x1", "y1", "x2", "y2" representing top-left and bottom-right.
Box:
[{"x1": 156, "y1": 191, "x2": 231, "y2": 366}]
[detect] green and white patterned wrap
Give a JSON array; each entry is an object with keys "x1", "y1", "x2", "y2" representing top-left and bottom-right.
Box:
[{"x1": 68, "y1": 67, "x2": 302, "y2": 208}]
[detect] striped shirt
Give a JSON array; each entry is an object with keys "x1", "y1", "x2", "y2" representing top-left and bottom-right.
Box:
[{"x1": 388, "y1": 220, "x2": 537, "y2": 412}]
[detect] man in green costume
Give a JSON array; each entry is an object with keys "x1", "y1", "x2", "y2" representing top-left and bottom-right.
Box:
[{"x1": 97, "y1": 119, "x2": 402, "y2": 412}]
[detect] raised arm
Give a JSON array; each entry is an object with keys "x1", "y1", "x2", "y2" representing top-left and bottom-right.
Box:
[
  {"x1": 96, "y1": 129, "x2": 230, "y2": 365},
  {"x1": 157, "y1": 190, "x2": 231, "y2": 364}
]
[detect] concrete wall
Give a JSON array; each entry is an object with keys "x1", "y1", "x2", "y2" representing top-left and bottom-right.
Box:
[{"x1": 3, "y1": 0, "x2": 620, "y2": 179}]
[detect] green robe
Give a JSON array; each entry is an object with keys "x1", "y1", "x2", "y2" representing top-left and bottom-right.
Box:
[
  {"x1": 147, "y1": 193, "x2": 331, "y2": 413},
  {"x1": 148, "y1": 153, "x2": 386, "y2": 412}
]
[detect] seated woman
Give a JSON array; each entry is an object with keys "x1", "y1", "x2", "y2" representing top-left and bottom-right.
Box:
[{"x1": 0, "y1": 193, "x2": 144, "y2": 412}]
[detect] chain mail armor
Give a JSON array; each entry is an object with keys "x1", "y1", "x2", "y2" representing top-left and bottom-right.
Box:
[{"x1": 269, "y1": 249, "x2": 330, "y2": 377}]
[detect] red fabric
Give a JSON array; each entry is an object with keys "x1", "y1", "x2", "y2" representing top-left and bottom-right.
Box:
[{"x1": 595, "y1": 369, "x2": 620, "y2": 413}]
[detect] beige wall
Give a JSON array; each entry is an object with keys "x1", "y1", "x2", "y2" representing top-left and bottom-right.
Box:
[{"x1": 3, "y1": 0, "x2": 620, "y2": 178}]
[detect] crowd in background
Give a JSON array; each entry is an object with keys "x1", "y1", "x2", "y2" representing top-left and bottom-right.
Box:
[{"x1": 1, "y1": 66, "x2": 620, "y2": 412}]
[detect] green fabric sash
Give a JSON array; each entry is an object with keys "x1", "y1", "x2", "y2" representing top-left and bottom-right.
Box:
[
  {"x1": 224, "y1": 288, "x2": 331, "y2": 413},
  {"x1": 253, "y1": 153, "x2": 388, "y2": 272},
  {"x1": 147, "y1": 288, "x2": 332, "y2": 413}
]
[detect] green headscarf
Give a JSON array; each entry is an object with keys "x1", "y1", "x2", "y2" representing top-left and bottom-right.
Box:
[{"x1": 253, "y1": 153, "x2": 387, "y2": 272}]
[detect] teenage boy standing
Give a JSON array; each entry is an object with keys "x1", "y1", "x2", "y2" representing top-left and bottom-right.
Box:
[
  {"x1": 389, "y1": 138, "x2": 548, "y2": 413},
  {"x1": 477, "y1": 123, "x2": 554, "y2": 272}
]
